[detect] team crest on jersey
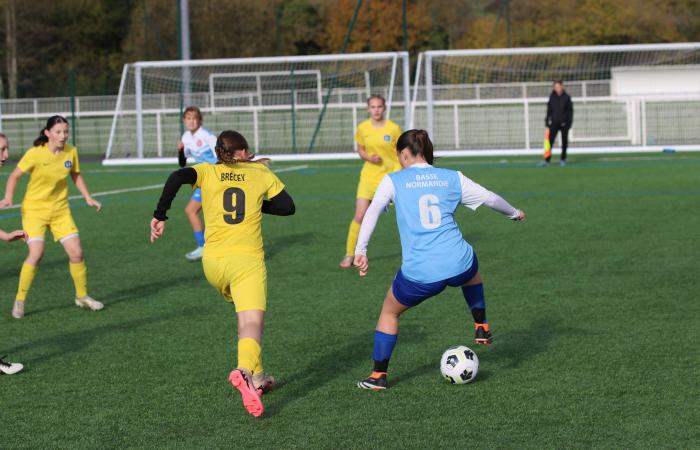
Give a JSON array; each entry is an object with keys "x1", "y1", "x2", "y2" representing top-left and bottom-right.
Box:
[
  {"x1": 196, "y1": 139, "x2": 203, "y2": 147},
  {"x1": 64, "y1": 160, "x2": 72, "y2": 169},
  {"x1": 384, "y1": 134, "x2": 391, "y2": 142}
]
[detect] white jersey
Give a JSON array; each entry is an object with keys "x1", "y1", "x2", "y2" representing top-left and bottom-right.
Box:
[{"x1": 181, "y1": 127, "x2": 218, "y2": 164}]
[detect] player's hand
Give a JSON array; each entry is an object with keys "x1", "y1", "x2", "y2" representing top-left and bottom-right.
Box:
[
  {"x1": 86, "y1": 197, "x2": 102, "y2": 212},
  {"x1": 512, "y1": 209, "x2": 526, "y2": 221},
  {"x1": 251, "y1": 157, "x2": 271, "y2": 165},
  {"x1": 354, "y1": 255, "x2": 368, "y2": 276},
  {"x1": 150, "y1": 218, "x2": 166, "y2": 243},
  {"x1": 0, "y1": 230, "x2": 27, "y2": 242},
  {"x1": 177, "y1": 142, "x2": 184, "y2": 151},
  {"x1": 0, "y1": 198, "x2": 12, "y2": 209},
  {"x1": 369, "y1": 155, "x2": 382, "y2": 164}
]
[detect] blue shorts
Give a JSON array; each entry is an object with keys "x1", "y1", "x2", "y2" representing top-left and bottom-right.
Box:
[
  {"x1": 392, "y1": 254, "x2": 479, "y2": 307},
  {"x1": 191, "y1": 187, "x2": 202, "y2": 203}
]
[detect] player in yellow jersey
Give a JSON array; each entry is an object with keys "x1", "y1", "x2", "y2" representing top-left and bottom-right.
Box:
[
  {"x1": 0, "y1": 132, "x2": 27, "y2": 375},
  {"x1": 339, "y1": 95, "x2": 401, "y2": 268},
  {"x1": 150, "y1": 130, "x2": 295, "y2": 418},
  {"x1": 0, "y1": 116, "x2": 103, "y2": 319}
]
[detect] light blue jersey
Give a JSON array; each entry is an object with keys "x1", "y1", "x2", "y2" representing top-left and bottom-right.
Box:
[
  {"x1": 181, "y1": 127, "x2": 218, "y2": 164},
  {"x1": 385, "y1": 164, "x2": 491, "y2": 283}
]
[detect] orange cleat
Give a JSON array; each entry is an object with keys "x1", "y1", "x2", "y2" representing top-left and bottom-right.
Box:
[{"x1": 229, "y1": 369, "x2": 264, "y2": 417}]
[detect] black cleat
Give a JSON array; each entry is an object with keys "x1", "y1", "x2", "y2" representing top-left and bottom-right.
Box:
[
  {"x1": 356, "y1": 372, "x2": 388, "y2": 390},
  {"x1": 474, "y1": 323, "x2": 492, "y2": 345}
]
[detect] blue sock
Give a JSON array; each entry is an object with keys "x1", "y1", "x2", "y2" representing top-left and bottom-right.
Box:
[
  {"x1": 194, "y1": 230, "x2": 205, "y2": 247},
  {"x1": 372, "y1": 331, "x2": 397, "y2": 373},
  {"x1": 462, "y1": 283, "x2": 487, "y2": 323}
]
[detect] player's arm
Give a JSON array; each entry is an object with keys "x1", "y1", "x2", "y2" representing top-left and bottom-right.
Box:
[
  {"x1": 262, "y1": 190, "x2": 295, "y2": 216},
  {"x1": 459, "y1": 172, "x2": 525, "y2": 221},
  {"x1": 357, "y1": 144, "x2": 381, "y2": 164},
  {"x1": 177, "y1": 147, "x2": 187, "y2": 168},
  {"x1": 353, "y1": 176, "x2": 395, "y2": 275},
  {"x1": 0, "y1": 167, "x2": 24, "y2": 208},
  {"x1": 0, "y1": 228, "x2": 27, "y2": 241},
  {"x1": 71, "y1": 172, "x2": 102, "y2": 212},
  {"x1": 151, "y1": 167, "x2": 198, "y2": 242}
]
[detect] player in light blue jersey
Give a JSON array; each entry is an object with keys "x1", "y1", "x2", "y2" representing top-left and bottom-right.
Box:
[
  {"x1": 177, "y1": 106, "x2": 218, "y2": 261},
  {"x1": 353, "y1": 130, "x2": 525, "y2": 390}
]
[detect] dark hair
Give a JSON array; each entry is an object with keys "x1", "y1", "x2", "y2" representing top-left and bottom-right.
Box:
[
  {"x1": 554, "y1": 79, "x2": 564, "y2": 85},
  {"x1": 34, "y1": 115, "x2": 69, "y2": 147},
  {"x1": 182, "y1": 106, "x2": 203, "y2": 122},
  {"x1": 367, "y1": 94, "x2": 386, "y2": 107},
  {"x1": 396, "y1": 129, "x2": 434, "y2": 165},
  {"x1": 215, "y1": 130, "x2": 250, "y2": 163},
  {"x1": 0, "y1": 132, "x2": 7, "y2": 141}
]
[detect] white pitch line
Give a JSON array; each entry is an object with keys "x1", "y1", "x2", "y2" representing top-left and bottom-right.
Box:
[
  {"x1": 274, "y1": 164, "x2": 309, "y2": 173},
  {"x1": 4, "y1": 184, "x2": 165, "y2": 210},
  {"x1": 2, "y1": 165, "x2": 310, "y2": 211}
]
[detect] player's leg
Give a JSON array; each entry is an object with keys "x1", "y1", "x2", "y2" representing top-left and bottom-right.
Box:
[
  {"x1": 358, "y1": 271, "x2": 444, "y2": 390},
  {"x1": 453, "y1": 253, "x2": 490, "y2": 344},
  {"x1": 60, "y1": 235, "x2": 103, "y2": 311},
  {"x1": 340, "y1": 195, "x2": 371, "y2": 268},
  {"x1": 13, "y1": 213, "x2": 47, "y2": 319},
  {"x1": 184, "y1": 189, "x2": 205, "y2": 261},
  {"x1": 225, "y1": 256, "x2": 268, "y2": 417},
  {"x1": 13, "y1": 240, "x2": 44, "y2": 319},
  {"x1": 560, "y1": 127, "x2": 569, "y2": 165}
]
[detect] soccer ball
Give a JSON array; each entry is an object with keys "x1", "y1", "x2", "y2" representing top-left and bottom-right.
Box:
[{"x1": 440, "y1": 345, "x2": 479, "y2": 384}]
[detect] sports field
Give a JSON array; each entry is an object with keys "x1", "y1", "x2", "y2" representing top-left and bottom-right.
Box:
[{"x1": 1, "y1": 152, "x2": 698, "y2": 448}]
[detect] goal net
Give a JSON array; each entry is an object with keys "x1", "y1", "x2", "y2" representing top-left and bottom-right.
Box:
[
  {"x1": 105, "y1": 52, "x2": 410, "y2": 164},
  {"x1": 412, "y1": 43, "x2": 700, "y2": 154}
]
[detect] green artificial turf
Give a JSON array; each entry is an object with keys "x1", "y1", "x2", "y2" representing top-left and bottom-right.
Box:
[{"x1": 1, "y1": 152, "x2": 698, "y2": 449}]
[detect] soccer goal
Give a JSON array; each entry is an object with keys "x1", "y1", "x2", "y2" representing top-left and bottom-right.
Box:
[
  {"x1": 412, "y1": 43, "x2": 700, "y2": 155},
  {"x1": 105, "y1": 52, "x2": 410, "y2": 165}
]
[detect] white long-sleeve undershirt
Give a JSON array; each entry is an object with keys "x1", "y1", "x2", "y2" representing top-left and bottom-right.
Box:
[{"x1": 354, "y1": 164, "x2": 520, "y2": 256}]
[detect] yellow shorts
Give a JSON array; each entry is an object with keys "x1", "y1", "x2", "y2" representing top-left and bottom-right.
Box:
[
  {"x1": 22, "y1": 207, "x2": 79, "y2": 242},
  {"x1": 202, "y1": 254, "x2": 267, "y2": 312},
  {"x1": 356, "y1": 179, "x2": 380, "y2": 200}
]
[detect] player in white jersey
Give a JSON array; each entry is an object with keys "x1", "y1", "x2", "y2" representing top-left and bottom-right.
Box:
[
  {"x1": 177, "y1": 106, "x2": 219, "y2": 261},
  {"x1": 353, "y1": 130, "x2": 526, "y2": 390}
]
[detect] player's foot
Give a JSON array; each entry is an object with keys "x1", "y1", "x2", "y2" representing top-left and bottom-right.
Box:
[
  {"x1": 185, "y1": 246, "x2": 204, "y2": 261},
  {"x1": 0, "y1": 356, "x2": 23, "y2": 375},
  {"x1": 560, "y1": 160, "x2": 567, "y2": 167},
  {"x1": 536, "y1": 160, "x2": 550, "y2": 167},
  {"x1": 356, "y1": 372, "x2": 387, "y2": 390},
  {"x1": 339, "y1": 255, "x2": 354, "y2": 268},
  {"x1": 252, "y1": 372, "x2": 276, "y2": 396},
  {"x1": 12, "y1": 300, "x2": 24, "y2": 319},
  {"x1": 229, "y1": 369, "x2": 264, "y2": 417},
  {"x1": 474, "y1": 323, "x2": 492, "y2": 345},
  {"x1": 75, "y1": 296, "x2": 104, "y2": 311}
]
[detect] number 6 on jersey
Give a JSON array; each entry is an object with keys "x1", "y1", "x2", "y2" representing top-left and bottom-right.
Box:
[{"x1": 418, "y1": 194, "x2": 441, "y2": 229}]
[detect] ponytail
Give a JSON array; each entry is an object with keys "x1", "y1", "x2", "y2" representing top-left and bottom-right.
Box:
[
  {"x1": 396, "y1": 129, "x2": 434, "y2": 165},
  {"x1": 34, "y1": 115, "x2": 69, "y2": 147}
]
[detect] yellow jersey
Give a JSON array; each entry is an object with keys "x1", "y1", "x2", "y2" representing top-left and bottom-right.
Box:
[
  {"x1": 17, "y1": 144, "x2": 80, "y2": 211},
  {"x1": 354, "y1": 119, "x2": 401, "y2": 184},
  {"x1": 193, "y1": 162, "x2": 285, "y2": 258}
]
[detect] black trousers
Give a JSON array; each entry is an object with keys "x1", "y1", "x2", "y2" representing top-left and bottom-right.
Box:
[{"x1": 547, "y1": 123, "x2": 569, "y2": 162}]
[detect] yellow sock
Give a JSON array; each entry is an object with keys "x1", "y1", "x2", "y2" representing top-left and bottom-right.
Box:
[
  {"x1": 253, "y1": 357, "x2": 264, "y2": 376},
  {"x1": 345, "y1": 220, "x2": 362, "y2": 257},
  {"x1": 69, "y1": 261, "x2": 88, "y2": 299},
  {"x1": 237, "y1": 338, "x2": 261, "y2": 373},
  {"x1": 15, "y1": 263, "x2": 37, "y2": 301}
]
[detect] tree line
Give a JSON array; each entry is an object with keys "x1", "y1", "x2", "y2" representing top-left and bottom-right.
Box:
[{"x1": 1, "y1": 0, "x2": 698, "y2": 98}]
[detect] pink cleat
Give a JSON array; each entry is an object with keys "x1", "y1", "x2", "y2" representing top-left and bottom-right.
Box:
[{"x1": 229, "y1": 369, "x2": 264, "y2": 417}]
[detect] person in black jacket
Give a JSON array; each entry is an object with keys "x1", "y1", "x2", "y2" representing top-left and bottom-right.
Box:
[{"x1": 540, "y1": 80, "x2": 574, "y2": 167}]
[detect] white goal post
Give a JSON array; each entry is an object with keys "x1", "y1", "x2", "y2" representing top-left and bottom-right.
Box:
[
  {"x1": 414, "y1": 43, "x2": 700, "y2": 156},
  {"x1": 105, "y1": 52, "x2": 410, "y2": 164}
]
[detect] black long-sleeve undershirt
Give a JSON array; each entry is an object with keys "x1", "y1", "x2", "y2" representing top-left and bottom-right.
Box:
[
  {"x1": 153, "y1": 167, "x2": 295, "y2": 221},
  {"x1": 177, "y1": 149, "x2": 187, "y2": 168}
]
